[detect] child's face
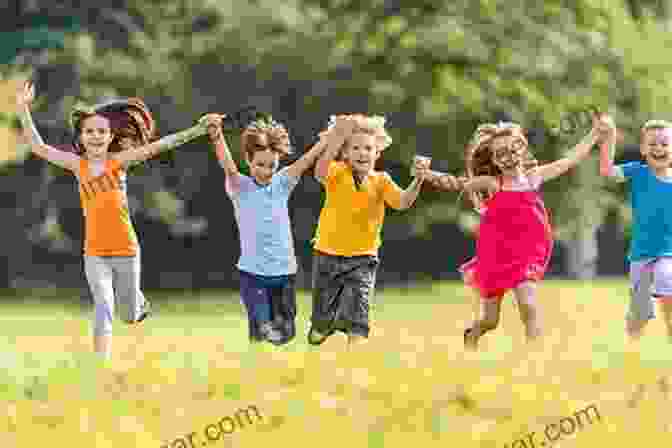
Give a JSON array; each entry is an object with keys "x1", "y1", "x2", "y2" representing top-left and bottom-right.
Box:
[
  {"x1": 247, "y1": 149, "x2": 279, "y2": 185},
  {"x1": 343, "y1": 133, "x2": 380, "y2": 176},
  {"x1": 490, "y1": 135, "x2": 525, "y2": 172},
  {"x1": 80, "y1": 115, "x2": 114, "y2": 158},
  {"x1": 641, "y1": 128, "x2": 672, "y2": 169}
]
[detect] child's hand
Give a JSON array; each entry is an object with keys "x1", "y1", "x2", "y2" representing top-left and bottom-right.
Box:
[
  {"x1": 594, "y1": 113, "x2": 616, "y2": 144},
  {"x1": 198, "y1": 113, "x2": 225, "y2": 137},
  {"x1": 413, "y1": 156, "x2": 431, "y2": 182},
  {"x1": 333, "y1": 115, "x2": 357, "y2": 136},
  {"x1": 16, "y1": 80, "x2": 35, "y2": 109}
]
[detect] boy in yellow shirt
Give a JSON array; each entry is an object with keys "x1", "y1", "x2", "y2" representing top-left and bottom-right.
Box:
[{"x1": 309, "y1": 114, "x2": 430, "y2": 346}]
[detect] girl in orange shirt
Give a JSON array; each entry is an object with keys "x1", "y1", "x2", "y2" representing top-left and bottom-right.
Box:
[{"x1": 17, "y1": 80, "x2": 219, "y2": 360}]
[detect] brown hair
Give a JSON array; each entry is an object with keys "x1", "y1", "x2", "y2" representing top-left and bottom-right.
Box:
[
  {"x1": 69, "y1": 98, "x2": 156, "y2": 154},
  {"x1": 464, "y1": 123, "x2": 537, "y2": 210},
  {"x1": 240, "y1": 117, "x2": 291, "y2": 161}
]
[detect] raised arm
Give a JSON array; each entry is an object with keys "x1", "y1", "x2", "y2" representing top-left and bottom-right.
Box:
[
  {"x1": 598, "y1": 117, "x2": 625, "y2": 181},
  {"x1": 314, "y1": 117, "x2": 356, "y2": 182},
  {"x1": 425, "y1": 170, "x2": 464, "y2": 191},
  {"x1": 462, "y1": 175, "x2": 498, "y2": 193},
  {"x1": 531, "y1": 128, "x2": 599, "y2": 183},
  {"x1": 16, "y1": 81, "x2": 79, "y2": 172},
  {"x1": 114, "y1": 114, "x2": 219, "y2": 167},
  {"x1": 285, "y1": 137, "x2": 328, "y2": 179},
  {"x1": 208, "y1": 119, "x2": 239, "y2": 176}
]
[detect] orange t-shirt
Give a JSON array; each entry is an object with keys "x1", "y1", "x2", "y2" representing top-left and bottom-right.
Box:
[{"x1": 77, "y1": 159, "x2": 138, "y2": 256}]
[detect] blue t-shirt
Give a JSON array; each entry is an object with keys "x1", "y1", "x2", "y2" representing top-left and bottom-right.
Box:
[
  {"x1": 226, "y1": 168, "x2": 300, "y2": 276},
  {"x1": 620, "y1": 162, "x2": 672, "y2": 261}
]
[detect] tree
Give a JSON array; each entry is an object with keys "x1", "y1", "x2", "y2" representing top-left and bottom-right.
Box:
[{"x1": 292, "y1": 0, "x2": 672, "y2": 278}]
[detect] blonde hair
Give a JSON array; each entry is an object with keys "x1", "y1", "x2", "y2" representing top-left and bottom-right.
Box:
[{"x1": 323, "y1": 114, "x2": 392, "y2": 159}]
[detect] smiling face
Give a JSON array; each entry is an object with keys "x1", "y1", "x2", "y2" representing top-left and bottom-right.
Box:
[
  {"x1": 489, "y1": 134, "x2": 526, "y2": 173},
  {"x1": 641, "y1": 127, "x2": 672, "y2": 170},
  {"x1": 79, "y1": 115, "x2": 114, "y2": 159},
  {"x1": 246, "y1": 149, "x2": 279, "y2": 185},
  {"x1": 343, "y1": 133, "x2": 380, "y2": 176}
]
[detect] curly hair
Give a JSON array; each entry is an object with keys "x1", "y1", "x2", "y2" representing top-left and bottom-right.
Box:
[
  {"x1": 69, "y1": 97, "x2": 156, "y2": 154},
  {"x1": 240, "y1": 116, "x2": 292, "y2": 161},
  {"x1": 321, "y1": 114, "x2": 392, "y2": 160},
  {"x1": 464, "y1": 122, "x2": 538, "y2": 211}
]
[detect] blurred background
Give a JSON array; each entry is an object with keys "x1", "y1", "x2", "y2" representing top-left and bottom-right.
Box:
[{"x1": 2, "y1": 0, "x2": 670, "y2": 293}]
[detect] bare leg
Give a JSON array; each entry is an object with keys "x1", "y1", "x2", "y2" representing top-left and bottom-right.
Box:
[
  {"x1": 626, "y1": 317, "x2": 648, "y2": 341},
  {"x1": 465, "y1": 299, "x2": 502, "y2": 351},
  {"x1": 347, "y1": 334, "x2": 367, "y2": 348},
  {"x1": 513, "y1": 281, "x2": 541, "y2": 342},
  {"x1": 659, "y1": 298, "x2": 672, "y2": 343},
  {"x1": 94, "y1": 333, "x2": 112, "y2": 360}
]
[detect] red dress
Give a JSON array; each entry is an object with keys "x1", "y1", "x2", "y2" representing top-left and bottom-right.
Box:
[{"x1": 460, "y1": 176, "x2": 553, "y2": 299}]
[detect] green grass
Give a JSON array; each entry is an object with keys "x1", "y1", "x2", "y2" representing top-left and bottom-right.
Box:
[{"x1": 1, "y1": 280, "x2": 671, "y2": 447}]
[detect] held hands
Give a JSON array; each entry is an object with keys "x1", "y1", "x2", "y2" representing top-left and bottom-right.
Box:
[
  {"x1": 412, "y1": 156, "x2": 431, "y2": 182},
  {"x1": 591, "y1": 111, "x2": 616, "y2": 145},
  {"x1": 197, "y1": 113, "x2": 226, "y2": 140},
  {"x1": 16, "y1": 80, "x2": 35, "y2": 109},
  {"x1": 331, "y1": 115, "x2": 357, "y2": 137}
]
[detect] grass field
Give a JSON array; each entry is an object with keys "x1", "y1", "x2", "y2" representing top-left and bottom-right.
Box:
[{"x1": 0, "y1": 280, "x2": 671, "y2": 447}]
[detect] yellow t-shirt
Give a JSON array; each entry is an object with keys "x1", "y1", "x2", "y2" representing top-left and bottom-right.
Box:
[
  {"x1": 78, "y1": 159, "x2": 139, "y2": 256},
  {"x1": 313, "y1": 161, "x2": 403, "y2": 256}
]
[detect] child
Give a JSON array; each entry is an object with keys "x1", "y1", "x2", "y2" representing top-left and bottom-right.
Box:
[
  {"x1": 207, "y1": 114, "x2": 327, "y2": 345},
  {"x1": 16, "y1": 80, "x2": 218, "y2": 359},
  {"x1": 599, "y1": 118, "x2": 672, "y2": 342},
  {"x1": 431, "y1": 118, "x2": 606, "y2": 351},
  {"x1": 309, "y1": 114, "x2": 430, "y2": 347}
]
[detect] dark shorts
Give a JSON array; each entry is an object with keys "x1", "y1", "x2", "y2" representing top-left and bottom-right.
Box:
[
  {"x1": 239, "y1": 270, "x2": 297, "y2": 344},
  {"x1": 309, "y1": 251, "x2": 379, "y2": 343}
]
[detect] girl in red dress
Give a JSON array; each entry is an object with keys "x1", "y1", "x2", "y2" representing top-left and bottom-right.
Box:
[{"x1": 429, "y1": 118, "x2": 607, "y2": 350}]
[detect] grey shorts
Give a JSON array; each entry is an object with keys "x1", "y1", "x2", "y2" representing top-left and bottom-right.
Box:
[
  {"x1": 628, "y1": 258, "x2": 672, "y2": 321},
  {"x1": 84, "y1": 255, "x2": 147, "y2": 336},
  {"x1": 310, "y1": 251, "x2": 379, "y2": 342}
]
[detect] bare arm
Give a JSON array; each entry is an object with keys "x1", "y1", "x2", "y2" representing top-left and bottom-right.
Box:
[
  {"x1": 285, "y1": 138, "x2": 327, "y2": 179},
  {"x1": 114, "y1": 123, "x2": 207, "y2": 167},
  {"x1": 17, "y1": 104, "x2": 79, "y2": 172},
  {"x1": 425, "y1": 170, "x2": 463, "y2": 191},
  {"x1": 314, "y1": 118, "x2": 356, "y2": 182},
  {"x1": 531, "y1": 129, "x2": 598, "y2": 183},
  {"x1": 209, "y1": 126, "x2": 239, "y2": 176},
  {"x1": 398, "y1": 177, "x2": 424, "y2": 210},
  {"x1": 462, "y1": 175, "x2": 498, "y2": 193},
  {"x1": 599, "y1": 132, "x2": 625, "y2": 182}
]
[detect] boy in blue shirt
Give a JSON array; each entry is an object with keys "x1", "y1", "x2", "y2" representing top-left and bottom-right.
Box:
[
  {"x1": 600, "y1": 118, "x2": 672, "y2": 342},
  {"x1": 207, "y1": 115, "x2": 327, "y2": 345}
]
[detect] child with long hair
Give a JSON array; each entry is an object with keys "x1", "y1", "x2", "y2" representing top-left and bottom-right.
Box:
[
  {"x1": 207, "y1": 114, "x2": 327, "y2": 346},
  {"x1": 16, "y1": 80, "x2": 219, "y2": 359},
  {"x1": 599, "y1": 118, "x2": 672, "y2": 343},
  {"x1": 430, "y1": 118, "x2": 607, "y2": 350},
  {"x1": 309, "y1": 114, "x2": 430, "y2": 347}
]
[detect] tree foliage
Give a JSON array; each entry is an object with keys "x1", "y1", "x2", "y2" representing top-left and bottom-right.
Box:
[{"x1": 3, "y1": 0, "x2": 672, "y2": 283}]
